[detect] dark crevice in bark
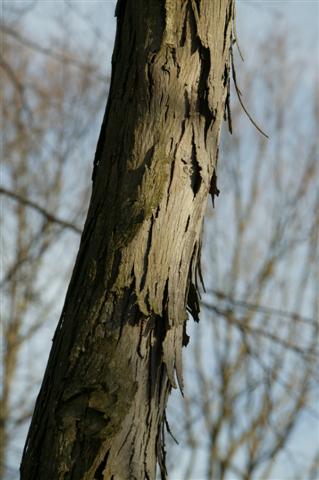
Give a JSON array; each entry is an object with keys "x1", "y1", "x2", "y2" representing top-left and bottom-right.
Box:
[
  {"x1": 144, "y1": 291, "x2": 151, "y2": 313},
  {"x1": 184, "y1": 89, "x2": 190, "y2": 118},
  {"x1": 166, "y1": 159, "x2": 175, "y2": 207},
  {"x1": 188, "y1": 1, "x2": 199, "y2": 54},
  {"x1": 159, "y1": 91, "x2": 164, "y2": 108},
  {"x1": 162, "y1": 279, "x2": 169, "y2": 317},
  {"x1": 140, "y1": 217, "x2": 154, "y2": 291},
  {"x1": 185, "y1": 215, "x2": 190, "y2": 233},
  {"x1": 93, "y1": 451, "x2": 109, "y2": 479},
  {"x1": 186, "y1": 244, "x2": 201, "y2": 322},
  {"x1": 180, "y1": 11, "x2": 187, "y2": 47},
  {"x1": 197, "y1": 44, "x2": 215, "y2": 146},
  {"x1": 154, "y1": 206, "x2": 160, "y2": 220},
  {"x1": 194, "y1": 0, "x2": 201, "y2": 15},
  {"x1": 190, "y1": 130, "x2": 202, "y2": 196}
]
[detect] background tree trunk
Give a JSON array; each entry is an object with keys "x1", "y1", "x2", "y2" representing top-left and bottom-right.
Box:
[{"x1": 20, "y1": 1, "x2": 233, "y2": 478}]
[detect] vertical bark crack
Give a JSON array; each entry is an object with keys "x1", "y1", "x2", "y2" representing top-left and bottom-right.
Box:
[
  {"x1": 197, "y1": 44, "x2": 214, "y2": 146},
  {"x1": 140, "y1": 217, "x2": 154, "y2": 291},
  {"x1": 184, "y1": 89, "x2": 190, "y2": 118},
  {"x1": 166, "y1": 159, "x2": 175, "y2": 207},
  {"x1": 94, "y1": 451, "x2": 109, "y2": 480},
  {"x1": 190, "y1": 130, "x2": 202, "y2": 196}
]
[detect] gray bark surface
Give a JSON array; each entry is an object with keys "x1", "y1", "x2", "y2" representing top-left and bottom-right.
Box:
[{"x1": 20, "y1": 1, "x2": 234, "y2": 478}]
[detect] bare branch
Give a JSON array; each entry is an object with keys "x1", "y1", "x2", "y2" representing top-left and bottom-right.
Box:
[
  {"x1": 0, "y1": 22, "x2": 107, "y2": 83},
  {"x1": 204, "y1": 290, "x2": 316, "y2": 326},
  {"x1": 230, "y1": 44, "x2": 269, "y2": 139},
  {"x1": 0, "y1": 186, "x2": 82, "y2": 234}
]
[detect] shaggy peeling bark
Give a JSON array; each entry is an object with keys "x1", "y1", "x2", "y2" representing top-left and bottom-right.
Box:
[{"x1": 21, "y1": 1, "x2": 234, "y2": 478}]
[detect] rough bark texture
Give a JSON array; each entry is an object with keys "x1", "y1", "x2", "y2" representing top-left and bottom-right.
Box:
[{"x1": 20, "y1": 1, "x2": 234, "y2": 478}]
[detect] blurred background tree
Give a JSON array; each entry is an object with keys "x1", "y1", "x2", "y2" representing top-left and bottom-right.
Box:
[{"x1": 0, "y1": 1, "x2": 318, "y2": 479}]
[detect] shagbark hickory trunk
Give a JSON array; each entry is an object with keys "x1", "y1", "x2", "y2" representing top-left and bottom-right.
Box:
[{"x1": 21, "y1": 1, "x2": 234, "y2": 478}]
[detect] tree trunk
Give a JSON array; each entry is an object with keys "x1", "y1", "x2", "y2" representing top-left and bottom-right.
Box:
[{"x1": 20, "y1": 1, "x2": 234, "y2": 478}]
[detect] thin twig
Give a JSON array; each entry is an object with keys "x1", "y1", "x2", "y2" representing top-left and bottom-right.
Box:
[
  {"x1": 0, "y1": 186, "x2": 82, "y2": 234},
  {"x1": 230, "y1": 45, "x2": 269, "y2": 139},
  {"x1": 202, "y1": 301, "x2": 318, "y2": 360},
  {"x1": 232, "y1": 2, "x2": 244, "y2": 62},
  {"x1": 1, "y1": 23, "x2": 106, "y2": 83},
  {"x1": 204, "y1": 290, "x2": 316, "y2": 326}
]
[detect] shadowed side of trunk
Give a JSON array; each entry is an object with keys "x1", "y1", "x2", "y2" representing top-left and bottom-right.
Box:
[{"x1": 20, "y1": 1, "x2": 234, "y2": 478}]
